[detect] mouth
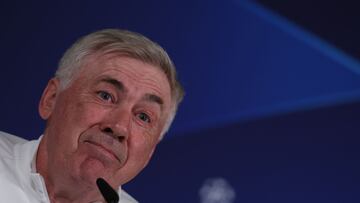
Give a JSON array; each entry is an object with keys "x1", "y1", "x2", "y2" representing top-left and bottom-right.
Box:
[{"x1": 84, "y1": 140, "x2": 121, "y2": 163}]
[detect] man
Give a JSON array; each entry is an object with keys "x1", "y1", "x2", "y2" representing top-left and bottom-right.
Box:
[{"x1": 0, "y1": 29, "x2": 184, "y2": 203}]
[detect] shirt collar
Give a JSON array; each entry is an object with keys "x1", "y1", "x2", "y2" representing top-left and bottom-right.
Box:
[
  {"x1": 14, "y1": 136, "x2": 41, "y2": 174},
  {"x1": 13, "y1": 136, "x2": 50, "y2": 202}
]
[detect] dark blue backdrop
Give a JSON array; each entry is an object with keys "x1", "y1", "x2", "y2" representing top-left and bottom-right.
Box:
[{"x1": 1, "y1": 0, "x2": 360, "y2": 202}]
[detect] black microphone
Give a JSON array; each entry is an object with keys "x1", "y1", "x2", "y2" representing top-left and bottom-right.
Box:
[{"x1": 96, "y1": 178, "x2": 119, "y2": 203}]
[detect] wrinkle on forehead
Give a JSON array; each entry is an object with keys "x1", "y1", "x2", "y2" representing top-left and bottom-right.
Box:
[
  {"x1": 79, "y1": 53, "x2": 172, "y2": 107},
  {"x1": 104, "y1": 55, "x2": 170, "y2": 97}
]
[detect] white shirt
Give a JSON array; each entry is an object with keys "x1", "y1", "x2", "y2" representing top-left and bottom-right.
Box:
[{"x1": 0, "y1": 131, "x2": 137, "y2": 203}]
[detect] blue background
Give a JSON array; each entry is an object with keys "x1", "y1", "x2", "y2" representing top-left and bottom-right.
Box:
[{"x1": 1, "y1": 0, "x2": 360, "y2": 202}]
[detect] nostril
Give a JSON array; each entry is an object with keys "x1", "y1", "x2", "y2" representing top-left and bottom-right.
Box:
[
  {"x1": 102, "y1": 127, "x2": 126, "y2": 143},
  {"x1": 103, "y1": 127, "x2": 113, "y2": 134},
  {"x1": 117, "y1": 136, "x2": 125, "y2": 142}
]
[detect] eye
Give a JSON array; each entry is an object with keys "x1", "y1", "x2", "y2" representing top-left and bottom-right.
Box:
[
  {"x1": 97, "y1": 91, "x2": 113, "y2": 102},
  {"x1": 137, "y1": 112, "x2": 151, "y2": 123}
]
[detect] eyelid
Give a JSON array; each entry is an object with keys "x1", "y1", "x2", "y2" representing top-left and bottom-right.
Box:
[
  {"x1": 138, "y1": 112, "x2": 151, "y2": 123},
  {"x1": 96, "y1": 90, "x2": 116, "y2": 103},
  {"x1": 134, "y1": 110, "x2": 157, "y2": 127}
]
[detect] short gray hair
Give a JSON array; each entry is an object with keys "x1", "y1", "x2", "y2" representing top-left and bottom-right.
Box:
[{"x1": 55, "y1": 29, "x2": 184, "y2": 138}]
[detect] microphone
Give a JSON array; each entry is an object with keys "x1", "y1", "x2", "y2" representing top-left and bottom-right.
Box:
[{"x1": 96, "y1": 178, "x2": 119, "y2": 203}]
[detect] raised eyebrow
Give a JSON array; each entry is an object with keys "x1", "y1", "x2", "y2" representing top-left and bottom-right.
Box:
[
  {"x1": 143, "y1": 94, "x2": 164, "y2": 107},
  {"x1": 100, "y1": 77, "x2": 124, "y2": 92},
  {"x1": 100, "y1": 77, "x2": 164, "y2": 107}
]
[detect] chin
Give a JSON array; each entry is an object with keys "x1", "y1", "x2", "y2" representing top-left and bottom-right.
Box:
[{"x1": 78, "y1": 158, "x2": 113, "y2": 186}]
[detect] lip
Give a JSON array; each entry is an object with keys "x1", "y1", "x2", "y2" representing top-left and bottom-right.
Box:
[{"x1": 84, "y1": 140, "x2": 121, "y2": 163}]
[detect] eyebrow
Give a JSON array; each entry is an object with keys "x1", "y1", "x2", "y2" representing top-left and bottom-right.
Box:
[
  {"x1": 100, "y1": 77, "x2": 164, "y2": 108},
  {"x1": 100, "y1": 78, "x2": 124, "y2": 92},
  {"x1": 143, "y1": 94, "x2": 164, "y2": 107}
]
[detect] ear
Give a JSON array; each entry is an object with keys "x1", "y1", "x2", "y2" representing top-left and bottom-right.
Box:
[{"x1": 38, "y1": 78, "x2": 60, "y2": 120}]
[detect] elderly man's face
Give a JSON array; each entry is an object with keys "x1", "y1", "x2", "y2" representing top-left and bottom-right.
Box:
[{"x1": 38, "y1": 53, "x2": 172, "y2": 189}]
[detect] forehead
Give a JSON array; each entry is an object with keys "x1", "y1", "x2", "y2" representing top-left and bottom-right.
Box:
[{"x1": 77, "y1": 53, "x2": 172, "y2": 102}]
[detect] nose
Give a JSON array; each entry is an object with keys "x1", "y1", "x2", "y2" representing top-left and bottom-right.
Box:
[{"x1": 100, "y1": 107, "x2": 131, "y2": 142}]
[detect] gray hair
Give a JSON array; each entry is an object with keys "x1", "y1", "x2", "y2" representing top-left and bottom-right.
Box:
[{"x1": 55, "y1": 29, "x2": 184, "y2": 138}]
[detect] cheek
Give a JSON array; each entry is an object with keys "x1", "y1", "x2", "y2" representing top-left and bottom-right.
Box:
[
  {"x1": 128, "y1": 132, "x2": 158, "y2": 161},
  {"x1": 67, "y1": 101, "x2": 107, "y2": 126},
  {"x1": 49, "y1": 102, "x2": 107, "y2": 148}
]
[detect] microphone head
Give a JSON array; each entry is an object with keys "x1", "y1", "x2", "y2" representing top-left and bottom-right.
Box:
[{"x1": 96, "y1": 178, "x2": 119, "y2": 203}]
